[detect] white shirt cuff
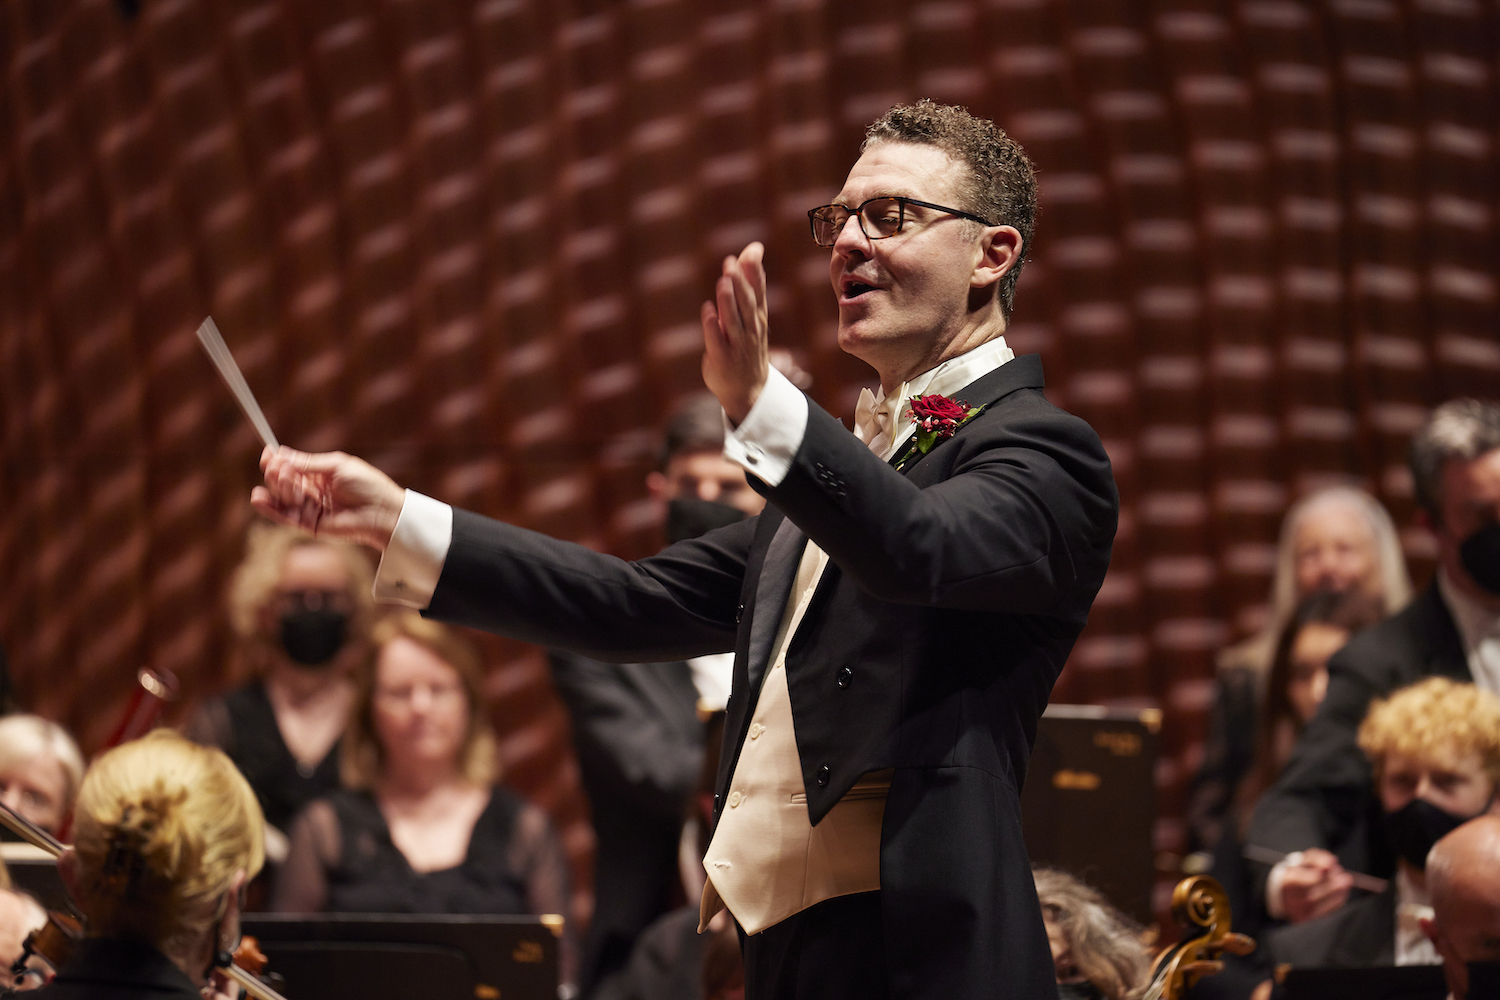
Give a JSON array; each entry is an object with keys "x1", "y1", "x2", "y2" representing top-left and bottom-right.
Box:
[
  {"x1": 372, "y1": 489, "x2": 453, "y2": 610},
  {"x1": 722, "y1": 366, "x2": 807, "y2": 488},
  {"x1": 1265, "y1": 854, "x2": 1299, "y2": 920}
]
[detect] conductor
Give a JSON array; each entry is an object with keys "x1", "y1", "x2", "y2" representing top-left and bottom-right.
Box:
[{"x1": 252, "y1": 100, "x2": 1117, "y2": 1000}]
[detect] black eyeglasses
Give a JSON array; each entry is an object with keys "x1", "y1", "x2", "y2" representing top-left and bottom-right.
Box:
[{"x1": 807, "y1": 196, "x2": 995, "y2": 247}]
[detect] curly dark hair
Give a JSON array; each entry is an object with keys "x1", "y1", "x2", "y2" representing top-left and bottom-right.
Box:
[{"x1": 863, "y1": 99, "x2": 1038, "y2": 320}]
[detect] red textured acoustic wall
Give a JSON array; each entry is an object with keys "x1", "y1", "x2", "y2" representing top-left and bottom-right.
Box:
[{"x1": 3, "y1": 0, "x2": 1498, "y2": 924}]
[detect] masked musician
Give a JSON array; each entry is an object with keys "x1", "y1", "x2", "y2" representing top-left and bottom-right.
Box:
[
  {"x1": 34, "y1": 730, "x2": 264, "y2": 1000},
  {"x1": 187, "y1": 524, "x2": 374, "y2": 861},
  {"x1": 1267, "y1": 677, "x2": 1500, "y2": 969}
]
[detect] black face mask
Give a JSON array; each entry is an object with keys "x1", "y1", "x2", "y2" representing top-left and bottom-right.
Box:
[
  {"x1": 1460, "y1": 521, "x2": 1500, "y2": 595},
  {"x1": 665, "y1": 497, "x2": 746, "y2": 544},
  {"x1": 1383, "y1": 797, "x2": 1482, "y2": 870},
  {"x1": 1056, "y1": 981, "x2": 1103, "y2": 1000},
  {"x1": 279, "y1": 609, "x2": 348, "y2": 667}
]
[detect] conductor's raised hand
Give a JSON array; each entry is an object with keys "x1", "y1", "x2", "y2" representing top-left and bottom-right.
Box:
[
  {"x1": 251, "y1": 447, "x2": 405, "y2": 552},
  {"x1": 701, "y1": 241, "x2": 769, "y2": 425}
]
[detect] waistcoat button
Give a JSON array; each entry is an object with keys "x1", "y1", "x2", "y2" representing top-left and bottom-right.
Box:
[
  {"x1": 836, "y1": 666, "x2": 853, "y2": 688},
  {"x1": 817, "y1": 765, "x2": 830, "y2": 786}
]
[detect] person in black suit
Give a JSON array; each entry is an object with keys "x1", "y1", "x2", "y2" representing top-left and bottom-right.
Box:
[
  {"x1": 553, "y1": 393, "x2": 770, "y2": 997},
  {"x1": 550, "y1": 649, "x2": 704, "y2": 994},
  {"x1": 34, "y1": 731, "x2": 263, "y2": 1000},
  {"x1": 1248, "y1": 400, "x2": 1500, "y2": 928},
  {"x1": 251, "y1": 100, "x2": 1117, "y2": 999},
  {"x1": 1266, "y1": 677, "x2": 1500, "y2": 972}
]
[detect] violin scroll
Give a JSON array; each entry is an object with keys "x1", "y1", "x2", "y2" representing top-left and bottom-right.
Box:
[{"x1": 1143, "y1": 875, "x2": 1255, "y2": 1000}]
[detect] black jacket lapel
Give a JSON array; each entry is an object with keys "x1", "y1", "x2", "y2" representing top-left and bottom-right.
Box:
[
  {"x1": 1416, "y1": 584, "x2": 1471, "y2": 681},
  {"x1": 892, "y1": 353, "x2": 1046, "y2": 474},
  {"x1": 746, "y1": 516, "x2": 807, "y2": 693}
]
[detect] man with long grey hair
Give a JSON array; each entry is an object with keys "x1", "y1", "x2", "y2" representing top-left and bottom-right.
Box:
[{"x1": 1249, "y1": 399, "x2": 1500, "y2": 927}]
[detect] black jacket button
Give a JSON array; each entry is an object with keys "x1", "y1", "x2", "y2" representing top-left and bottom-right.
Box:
[
  {"x1": 817, "y1": 765, "x2": 830, "y2": 786},
  {"x1": 836, "y1": 666, "x2": 853, "y2": 689},
  {"x1": 736, "y1": 602, "x2": 745, "y2": 623},
  {"x1": 714, "y1": 793, "x2": 722, "y2": 809}
]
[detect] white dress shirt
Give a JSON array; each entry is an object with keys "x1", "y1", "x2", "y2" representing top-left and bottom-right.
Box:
[{"x1": 1394, "y1": 866, "x2": 1438, "y2": 966}]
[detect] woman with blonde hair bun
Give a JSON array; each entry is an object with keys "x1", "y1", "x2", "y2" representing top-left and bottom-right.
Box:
[{"x1": 36, "y1": 730, "x2": 264, "y2": 1000}]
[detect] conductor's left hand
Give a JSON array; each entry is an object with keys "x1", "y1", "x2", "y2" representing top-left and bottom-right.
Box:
[
  {"x1": 251, "y1": 447, "x2": 405, "y2": 552},
  {"x1": 700, "y1": 241, "x2": 769, "y2": 426}
]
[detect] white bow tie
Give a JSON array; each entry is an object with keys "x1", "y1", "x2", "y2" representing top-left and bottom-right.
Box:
[{"x1": 854, "y1": 386, "x2": 908, "y2": 457}]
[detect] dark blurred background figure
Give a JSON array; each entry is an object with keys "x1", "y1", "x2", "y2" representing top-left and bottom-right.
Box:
[
  {"x1": 1267, "y1": 677, "x2": 1500, "y2": 971},
  {"x1": 1250, "y1": 400, "x2": 1500, "y2": 929},
  {"x1": 0, "y1": 644, "x2": 15, "y2": 719},
  {"x1": 36, "y1": 731, "x2": 264, "y2": 1000},
  {"x1": 1423, "y1": 815, "x2": 1500, "y2": 1000},
  {"x1": 0, "y1": 716, "x2": 85, "y2": 839},
  {"x1": 273, "y1": 612, "x2": 575, "y2": 987},
  {"x1": 549, "y1": 388, "x2": 775, "y2": 998},
  {"x1": 590, "y1": 714, "x2": 743, "y2": 1000},
  {"x1": 186, "y1": 524, "x2": 375, "y2": 862},
  {"x1": 1189, "y1": 486, "x2": 1411, "y2": 856},
  {"x1": 1033, "y1": 866, "x2": 1151, "y2": 1000},
  {"x1": 1199, "y1": 591, "x2": 1385, "y2": 936}
]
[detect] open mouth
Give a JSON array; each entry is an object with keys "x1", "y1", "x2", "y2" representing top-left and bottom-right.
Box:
[{"x1": 841, "y1": 277, "x2": 881, "y2": 301}]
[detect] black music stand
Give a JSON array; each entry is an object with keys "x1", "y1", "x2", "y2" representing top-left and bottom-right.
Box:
[
  {"x1": 1279, "y1": 965, "x2": 1446, "y2": 1000},
  {"x1": 241, "y1": 914, "x2": 560, "y2": 1000},
  {"x1": 1022, "y1": 704, "x2": 1160, "y2": 925}
]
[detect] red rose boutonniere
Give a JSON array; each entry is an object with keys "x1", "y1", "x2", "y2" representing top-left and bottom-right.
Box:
[{"x1": 894, "y1": 393, "x2": 983, "y2": 469}]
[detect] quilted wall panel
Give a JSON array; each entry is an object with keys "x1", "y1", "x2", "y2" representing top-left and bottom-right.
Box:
[{"x1": 3, "y1": 0, "x2": 1497, "y2": 925}]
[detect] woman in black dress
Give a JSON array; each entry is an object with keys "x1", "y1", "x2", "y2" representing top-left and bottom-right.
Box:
[
  {"x1": 35, "y1": 731, "x2": 264, "y2": 1000},
  {"x1": 273, "y1": 612, "x2": 573, "y2": 984},
  {"x1": 187, "y1": 524, "x2": 376, "y2": 857}
]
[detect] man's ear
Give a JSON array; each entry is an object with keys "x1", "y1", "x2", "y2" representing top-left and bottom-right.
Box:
[
  {"x1": 971, "y1": 225, "x2": 1023, "y2": 290},
  {"x1": 645, "y1": 470, "x2": 670, "y2": 503}
]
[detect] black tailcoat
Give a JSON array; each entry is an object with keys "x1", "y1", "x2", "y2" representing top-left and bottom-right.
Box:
[{"x1": 427, "y1": 355, "x2": 1118, "y2": 998}]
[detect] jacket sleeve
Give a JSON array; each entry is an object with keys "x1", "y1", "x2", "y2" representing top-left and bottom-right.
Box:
[
  {"x1": 760, "y1": 392, "x2": 1117, "y2": 618},
  {"x1": 424, "y1": 510, "x2": 755, "y2": 663}
]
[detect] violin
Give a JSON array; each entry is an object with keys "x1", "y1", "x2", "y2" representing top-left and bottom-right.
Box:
[
  {"x1": 0, "y1": 799, "x2": 288, "y2": 1000},
  {"x1": 1141, "y1": 875, "x2": 1255, "y2": 1000}
]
